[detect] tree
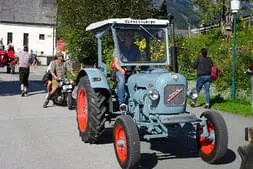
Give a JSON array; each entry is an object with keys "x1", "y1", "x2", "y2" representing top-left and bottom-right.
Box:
[
  {"x1": 191, "y1": 0, "x2": 228, "y2": 30},
  {"x1": 192, "y1": 0, "x2": 253, "y2": 37},
  {"x1": 57, "y1": 0, "x2": 151, "y2": 65}
]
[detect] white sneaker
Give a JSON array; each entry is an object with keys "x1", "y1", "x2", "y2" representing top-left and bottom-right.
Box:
[
  {"x1": 204, "y1": 104, "x2": 210, "y2": 109},
  {"x1": 190, "y1": 101, "x2": 196, "y2": 107}
]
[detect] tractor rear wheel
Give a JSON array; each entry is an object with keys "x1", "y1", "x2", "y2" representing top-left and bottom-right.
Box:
[
  {"x1": 113, "y1": 115, "x2": 140, "y2": 169},
  {"x1": 197, "y1": 111, "x2": 228, "y2": 163},
  {"x1": 76, "y1": 76, "x2": 107, "y2": 144}
]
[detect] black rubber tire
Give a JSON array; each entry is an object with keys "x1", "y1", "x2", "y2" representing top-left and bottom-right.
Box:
[
  {"x1": 76, "y1": 76, "x2": 107, "y2": 144},
  {"x1": 67, "y1": 92, "x2": 72, "y2": 110},
  {"x1": 197, "y1": 111, "x2": 228, "y2": 164},
  {"x1": 113, "y1": 115, "x2": 140, "y2": 169}
]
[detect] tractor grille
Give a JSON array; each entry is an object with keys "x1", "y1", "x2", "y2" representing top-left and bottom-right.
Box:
[{"x1": 164, "y1": 84, "x2": 185, "y2": 106}]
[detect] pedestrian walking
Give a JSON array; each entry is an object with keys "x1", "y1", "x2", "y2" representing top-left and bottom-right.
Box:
[
  {"x1": 191, "y1": 48, "x2": 213, "y2": 109},
  {"x1": 16, "y1": 46, "x2": 32, "y2": 96}
]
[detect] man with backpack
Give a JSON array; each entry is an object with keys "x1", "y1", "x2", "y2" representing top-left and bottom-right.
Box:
[{"x1": 191, "y1": 48, "x2": 213, "y2": 109}]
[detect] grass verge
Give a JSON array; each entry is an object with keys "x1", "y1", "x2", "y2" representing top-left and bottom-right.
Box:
[{"x1": 189, "y1": 95, "x2": 253, "y2": 117}]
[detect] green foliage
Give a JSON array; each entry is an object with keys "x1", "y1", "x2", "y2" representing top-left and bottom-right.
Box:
[
  {"x1": 191, "y1": 0, "x2": 224, "y2": 24},
  {"x1": 189, "y1": 96, "x2": 252, "y2": 117},
  {"x1": 177, "y1": 29, "x2": 219, "y2": 72},
  {"x1": 178, "y1": 21, "x2": 253, "y2": 100}
]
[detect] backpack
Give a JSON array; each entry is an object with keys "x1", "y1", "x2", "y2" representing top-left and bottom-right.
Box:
[{"x1": 211, "y1": 65, "x2": 218, "y2": 81}]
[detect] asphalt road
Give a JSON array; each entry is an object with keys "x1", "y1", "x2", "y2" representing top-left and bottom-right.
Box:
[{"x1": 0, "y1": 66, "x2": 252, "y2": 169}]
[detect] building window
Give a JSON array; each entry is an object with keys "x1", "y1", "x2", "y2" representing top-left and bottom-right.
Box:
[
  {"x1": 23, "y1": 33, "x2": 29, "y2": 47},
  {"x1": 39, "y1": 34, "x2": 45, "y2": 40},
  {"x1": 7, "y1": 32, "x2": 13, "y2": 45}
]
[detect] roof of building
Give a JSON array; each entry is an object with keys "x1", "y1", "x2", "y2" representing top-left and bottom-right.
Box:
[{"x1": 0, "y1": 0, "x2": 56, "y2": 25}]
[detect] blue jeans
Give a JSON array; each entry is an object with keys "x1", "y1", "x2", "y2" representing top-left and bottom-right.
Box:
[
  {"x1": 116, "y1": 71, "x2": 126, "y2": 104},
  {"x1": 193, "y1": 75, "x2": 211, "y2": 105}
]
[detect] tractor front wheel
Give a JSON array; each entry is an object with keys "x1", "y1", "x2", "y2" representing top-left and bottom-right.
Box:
[
  {"x1": 76, "y1": 76, "x2": 107, "y2": 144},
  {"x1": 113, "y1": 115, "x2": 140, "y2": 169},
  {"x1": 197, "y1": 111, "x2": 228, "y2": 164},
  {"x1": 67, "y1": 92, "x2": 72, "y2": 110}
]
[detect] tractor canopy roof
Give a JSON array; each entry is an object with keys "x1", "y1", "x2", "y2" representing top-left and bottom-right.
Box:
[{"x1": 86, "y1": 18, "x2": 170, "y2": 32}]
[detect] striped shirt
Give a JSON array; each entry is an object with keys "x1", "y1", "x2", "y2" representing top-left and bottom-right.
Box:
[{"x1": 16, "y1": 51, "x2": 31, "y2": 68}]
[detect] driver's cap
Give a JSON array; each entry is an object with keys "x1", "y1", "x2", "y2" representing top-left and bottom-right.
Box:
[{"x1": 56, "y1": 52, "x2": 64, "y2": 57}]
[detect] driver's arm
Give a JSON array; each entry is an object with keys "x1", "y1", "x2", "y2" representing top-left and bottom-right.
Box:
[{"x1": 113, "y1": 57, "x2": 125, "y2": 75}]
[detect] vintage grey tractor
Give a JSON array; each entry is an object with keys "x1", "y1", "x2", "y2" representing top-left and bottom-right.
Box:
[{"x1": 74, "y1": 18, "x2": 228, "y2": 169}]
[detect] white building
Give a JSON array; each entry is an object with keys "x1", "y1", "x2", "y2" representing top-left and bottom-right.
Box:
[{"x1": 0, "y1": 0, "x2": 56, "y2": 65}]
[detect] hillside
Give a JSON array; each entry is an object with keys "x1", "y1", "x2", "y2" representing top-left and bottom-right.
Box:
[
  {"x1": 167, "y1": 0, "x2": 200, "y2": 29},
  {"x1": 153, "y1": 0, "x2": 253, "y2": 30},
  {"x1": 152, "y1": 0, "x2": 200, "y2": 29}
]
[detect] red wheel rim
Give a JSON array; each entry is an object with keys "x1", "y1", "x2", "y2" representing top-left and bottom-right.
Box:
[
  {"x1": 114, "y1": 123, "x2": 127, "y2": 163},
  {"x1": 77, "y1": 88, "x2": 88, "y2": 132},
  {"x1": 199, "y1": 120, "x2": 215, "y2": 155}
]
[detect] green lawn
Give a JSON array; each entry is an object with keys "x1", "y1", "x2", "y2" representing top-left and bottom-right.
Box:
[{"x1": 189, "y1": 96, "x2": 253, "y2": 117}]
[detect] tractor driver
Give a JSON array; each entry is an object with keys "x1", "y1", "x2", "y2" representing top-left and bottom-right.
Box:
[{"x1": 112, "y1": 31, "x2": 141, "y2": 110}]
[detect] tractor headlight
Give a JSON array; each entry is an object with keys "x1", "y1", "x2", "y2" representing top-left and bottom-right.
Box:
[
  {"x1": 187, "y1": 88, "x2": 198, "y2": 100},
  {"x1": 172, "y1": 74, "x2": 178, "y2": 81},
  {"x1": 64, "y1": 78, "x2": 70, "y2": 84},
  {"x1": 58, "y1": 81, "x2": 63, "y2": 87},
  {"x1": 148, "y1": 89, "x2": 160, "y2": 101}
]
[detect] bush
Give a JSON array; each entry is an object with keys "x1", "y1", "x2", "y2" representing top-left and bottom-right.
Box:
[{"x1": 177, "y1": 26, "x2": 253, "y2": 101}]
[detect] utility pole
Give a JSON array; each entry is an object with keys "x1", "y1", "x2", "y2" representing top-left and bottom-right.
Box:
[{"x1": 231, "y1": 0, "x2": 240, "y2": 101}]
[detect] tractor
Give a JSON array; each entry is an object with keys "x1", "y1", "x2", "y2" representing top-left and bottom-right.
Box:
[{"x1": 74, "y1": 18, "x2": 228, "y2": 169}]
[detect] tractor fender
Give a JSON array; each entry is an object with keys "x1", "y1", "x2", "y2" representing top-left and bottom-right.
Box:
[{"x1": 76, "y1": 68, "x2": 110, "y2": 91}]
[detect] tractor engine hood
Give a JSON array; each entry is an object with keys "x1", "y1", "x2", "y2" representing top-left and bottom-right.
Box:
[{"x1": 127, "y1": 68, "x2": 187, "y2": 114}]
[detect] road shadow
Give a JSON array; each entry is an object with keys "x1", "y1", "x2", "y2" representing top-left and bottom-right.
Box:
[
  {"x1": 0, "y1": 71, "x2": 19, "y2": 74},
  {"x1": 97, "y1": 127, "x2": 114, "y2": 144},
  {"x1": 146, "y1": 123, "x2": 199, "y2": 161},
  {"x1": 97, "y1": 122, "x2": 236, "y2": 169},
  {"x1": 213, "y1": 148, "x2": 236, "y2": 164},
  {"x1": 0, "y1": 80, "x2": 46, "y2": 96}
]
